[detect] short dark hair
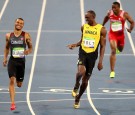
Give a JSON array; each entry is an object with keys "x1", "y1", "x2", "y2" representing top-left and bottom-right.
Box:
[
  {"x1": 87, "y1": 10, "x2": 96, "y2": 18},
  {"x1": 15, "y1": 18, "x2": 24, "y2": 21},
  {"x1": 113, "y1": 2, "x2": 120, "y2": 8}
]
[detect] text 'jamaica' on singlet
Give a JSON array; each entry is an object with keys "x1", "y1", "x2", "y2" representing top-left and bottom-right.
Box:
[
  {"x1": 9, "y1": 31, "x2": 26, "y2": 58},
  {"x1": 81, "y1": 23, "x2": 103, "y2": 53}
]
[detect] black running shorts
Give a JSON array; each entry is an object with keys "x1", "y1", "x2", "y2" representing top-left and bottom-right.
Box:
[
  {"x1": 8, "y1": 57, "x2": 25, "y2": 82},
  {"x1": 77, "y1": 47, "x2": 98, "y2": 76}
]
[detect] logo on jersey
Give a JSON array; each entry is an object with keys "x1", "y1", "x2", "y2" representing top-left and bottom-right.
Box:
[{"x1": 11, "y1": 40, "x2": 23, "y2": 44}]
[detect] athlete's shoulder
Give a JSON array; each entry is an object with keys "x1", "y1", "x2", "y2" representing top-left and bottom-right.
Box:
[
  {"x1": 96, "y1": 24, "x2": 103, "y2": 29},
  {"x1": 123, "y1": 11, "x2": 130, "y2": 17},
  {"x1": 24, "y1": 32, "x2": 31, "y2": 39},
  {"x1": 5, "y1": 32, "x2": 12, "y2": 39},
  {"x1": 83, "y1": 23, "x2": 89, "y2": 27},
  {"x1": 107, "y1": 9, "x2": 112, "y2": 17}
]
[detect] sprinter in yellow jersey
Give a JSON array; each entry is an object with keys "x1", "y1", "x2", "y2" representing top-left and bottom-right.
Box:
[{"x1": 67, "y1": 10, "x2": 107, "y2": 109}]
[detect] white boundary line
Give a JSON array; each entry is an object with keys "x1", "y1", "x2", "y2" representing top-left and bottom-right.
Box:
[
  {"x1": 1, "y1": 97, "x2": 135, "y2": 104},
  {"x1": 1, "y1": 92, "x2": 135, "y2": 95},
  {"x1": 26, "y1": 0, "x2": 47, "y2": 115},
  {"x1": 0, "y1": 53, "x2": 134, "y2": 57},
  {"x1": 117, "y1": 0, "x2": 135, "y2": 56},
  {"x1": 0, "y1": 0, "x2": 9, "y2": 21},
  {"x1": 0, "y1": 30, "x2": 80, "y2": 33},
  {"x1": 80, "y1": 0, "x2": 100, "y2": 115},
  {"x1": 0, "y1": 29, "x2": 135, "y2": 33}
]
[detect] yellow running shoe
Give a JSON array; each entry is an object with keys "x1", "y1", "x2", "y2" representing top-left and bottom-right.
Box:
[
  {"x1": 110, "y1": 71, "x2": 115, "y2": 78},
  {"x1": 116, "y1": 48, "x2": 120, "y2": 54},
  {"x1": 72, "y1": 89, "x2": 78, "y2": 97},
  {"x1": 74, "y1": 102, "x2": 80, "y2": 109}
]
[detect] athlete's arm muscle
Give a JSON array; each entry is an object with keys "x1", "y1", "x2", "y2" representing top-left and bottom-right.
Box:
[
  {"x1": 3, "y1": 33, "x2": 10, "y2": 66},
  {"x1": 24, "y1": 32, "x2": 33, "y2": 55},
  {"x1": 97, "y1": 27, "x2": 107, "y2": 70},
  {"x1": 102, "y1": 11, "x2": 110, "y2": 26},
  {"x1": 124, "y1": 12, "x2": 134, "y2": 33}
]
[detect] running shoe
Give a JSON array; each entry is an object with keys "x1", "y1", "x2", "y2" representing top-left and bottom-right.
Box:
[
  {"x1": 74, "y1": 102, "x2": 80, "y2": 109},
  {"x1": 110, "y1": 71, "x2": 115, "y2": 78},
  {"x1": 10, "y1": 103, "x2": 16, "y2": 111},
  {"x1": 72, "y1": 89, "x2": 78, "y2": 97},
  {"x1": 116, "y1": 48, "x2": 120, "y2": 54},
  {"x1": 74, "y1": 95, "x2": 80, "y2": 109}
]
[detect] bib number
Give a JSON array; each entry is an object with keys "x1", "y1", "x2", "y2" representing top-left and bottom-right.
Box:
[
  {"x1": 12, "y1": 47, "x2": 24, "y2": 58},
  {"x1": 111, "y1": 22, "x2": 122, "y2": 32},
  {"x1": 84, "y1": 38, "x2": 95, "y2": 48}
]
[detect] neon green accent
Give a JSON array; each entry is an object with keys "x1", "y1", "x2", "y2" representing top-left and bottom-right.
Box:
[
  {"x1": 110, "y1": 71, "x2": 115, "y2": 78},
  {"x1": 116, "y1": 48, "x2": 120, "y2": 54}
]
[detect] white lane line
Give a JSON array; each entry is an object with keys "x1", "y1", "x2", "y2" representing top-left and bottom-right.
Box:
[
  {"x1": 26, "y1": 0, "x2": 47, "y2": 115},
  {"x1": 0, "y1": 30, "x2": 80, "y2": 33},
  {"x1": 1, "y1": 96, "x2": 135, "y2": 104},
  {"x1": 80, "y1": 0, "x2": 100, "y2": 115},
  {"x1": 117, "y1": 0, "x2": 135, "y2": 56},
  {"x1": 0, "y1": 0, "x2": 9, "y2": 21},
  {"x1": 0, "y1": 53, "x2": 134, "y2": 57},
  {"x1": 80, "y1": 0, "x2": 85, "y2": 26},
  {"x1": 1, "y1": 92, "x2": 135, "y2": 95},
  {"x1": 0, "y1": 29, "x2": 135, "y2": 33}
]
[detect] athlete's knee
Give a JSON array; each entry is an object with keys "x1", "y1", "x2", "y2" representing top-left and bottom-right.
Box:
[
  {"x1": 10, "y1": 77, "x2": 15, "y2": 85},
  {"x1": 111, "y1": 49, "x2": 116, "y2": 55},
  {"x1": 17, "y1": 82, "x2": 22, "y2": 88},
  {"x1": 77, "y1": 71, "x2": 85, "y2": 77}
]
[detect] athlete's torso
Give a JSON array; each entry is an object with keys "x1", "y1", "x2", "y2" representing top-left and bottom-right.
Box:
[
  {"x1": 81, "y1": 23, "x2": 103, "y2": 53},
  {"x1": 109, "y1": 10, "x2": 125, "y2": 35},
  {"x1": 9, "y1": 31, "x2": 26, "y2": 59}
]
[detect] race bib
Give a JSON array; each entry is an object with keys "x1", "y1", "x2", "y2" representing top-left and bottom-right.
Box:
[
  {"x1": 12, "y1": 47, "x2": 24, "y2": 58},
  {"x1": 83, "y1": 38, "x2": 95, "y2": 48},
  {"x1": 111, "y1": 22, "x2": 122, "y2": 32}
]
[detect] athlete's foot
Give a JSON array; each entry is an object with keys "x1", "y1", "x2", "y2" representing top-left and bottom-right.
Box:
[
  {"x1": 10, "y1": 103, "x2": 16, "y2": 111},
  {"x1": 72, "y1": 89, "x2": 78, "y2": 97},
  {"x1": 110, "y1": 71, "x2": 115, "y2": 78},
  {"x1": 116, "y1": 48, "x2": 120, "y2": 54},
  {"x1": 74, "y1": 95, "x2": 80, "y2": 109}
]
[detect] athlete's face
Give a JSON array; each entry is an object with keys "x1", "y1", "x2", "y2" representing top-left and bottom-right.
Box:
[
  {"x1": 15, "y1": 19, "x2": 24, "y2": 31},
  {"x1": 85, "y1": 12, "x2": 94, "y2": 25},
  {"x1": 112, "y1": 4, "x2": 120, "y2": 15}
]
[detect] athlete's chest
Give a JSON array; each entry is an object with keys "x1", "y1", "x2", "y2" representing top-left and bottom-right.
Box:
[{"x1": 10, "y1": 36, "x2": 25, "y2": 45}]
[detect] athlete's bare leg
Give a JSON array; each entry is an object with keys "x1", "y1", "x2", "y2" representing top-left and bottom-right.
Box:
[
  {"x1": 74, "y1": 65, "x2": 86, "y2": 90},
  {"x1": 110, "y1": 40, "x2": 117, "y2": 72},
  {"x1": 9, "y1": 77, "x2": 16, "y2": 104}
]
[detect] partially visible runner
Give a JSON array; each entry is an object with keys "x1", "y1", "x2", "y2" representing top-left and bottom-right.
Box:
[
  {"x1": 102, "y1": 2, "x2": 134, "y2": 78},
  {"x1": 67, "y1": 10, "x2": 107, "y2": 109},
  {"x1": 3, "y1": 18, "x2": 33, "y2": 111}
]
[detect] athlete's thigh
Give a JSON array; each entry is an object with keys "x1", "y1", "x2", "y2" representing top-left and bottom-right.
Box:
[
  {"x1": 117, "y1": 36, "x2": 125, "y2": 50},
  {"x1": 77, "y1": 53, "x2": 87, "y2": 74},
  {"x1": 109, "y1": 33, "x2": 118, "y2": 49},
  {"x1": 86, "y1": 56, "x2": 96, "y2": 76},
  {"x1": 8, "y1": 58, "x2": 17, "y2": 78},
  {"x1": 16, "y1": 61, "x2": 25, "y2": 82}
]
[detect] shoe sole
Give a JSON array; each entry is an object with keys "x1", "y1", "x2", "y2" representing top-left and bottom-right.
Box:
[
  {"x1": 74, "y1": 104, "x2": 80, "y2": 109},
  {"x1": 10, "y1": 106, "x2": 16, "y2": 111}
]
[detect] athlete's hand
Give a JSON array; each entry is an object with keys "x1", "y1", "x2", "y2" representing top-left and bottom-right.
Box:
[
  {"x1": 126, "y1": 28, "x2": 132, "y2": 33},
  {"x1": 24, "y1": 50, "x2": 30, "y2": 55},
  {"x1": 97, "y1": 62, "x2": 103, "y2": 71},
  {"x1": 3, "y1": 59, "x2": 7, "y2": 67},
  {"x1": 67, "y1": 44, "x2": 77, "y2": 50}
]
